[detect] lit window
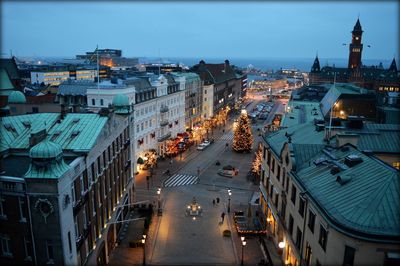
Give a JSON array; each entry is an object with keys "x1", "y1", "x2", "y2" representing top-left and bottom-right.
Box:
[{"x1": 393, "y1": 162, "x2": 400, "y2": 170}]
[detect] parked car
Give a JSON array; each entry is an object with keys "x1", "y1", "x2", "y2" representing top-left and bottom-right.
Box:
[
  {"x1": 202, "y1": 140, "x2": 211, "y2": 146},
  {"x1": 197, "y1": 143, "x2": 207, "y2": 151}
]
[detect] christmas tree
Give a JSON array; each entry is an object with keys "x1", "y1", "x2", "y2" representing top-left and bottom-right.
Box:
[{"x1": 232, "y1": 110, "x2": 253, "y2": 152}]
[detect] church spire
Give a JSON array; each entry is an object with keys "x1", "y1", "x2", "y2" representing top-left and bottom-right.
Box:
[
  {"x1": 389, "y1": 57, "x2": 397, "y2": 72},
  {"x1": 311, "y1": 53, "x2": 321, "y2": 72},
  {"x1": 353, "y1": 18, "x2": 363, "y2": 33}
]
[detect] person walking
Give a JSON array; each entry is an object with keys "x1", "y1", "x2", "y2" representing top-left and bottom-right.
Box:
[
  {"x1": 212, "y1": 199, "x2": 215, "y2": 206},
  {"x1": 216, "y1": 197, "x2": 220, "y2": 204},
  {"x1": 221, "y1": 212, "x2": 225, "y2": 223}
]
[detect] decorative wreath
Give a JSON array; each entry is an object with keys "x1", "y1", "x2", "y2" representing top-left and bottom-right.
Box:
[{"x1": 34, "y1": 198, "x2": 54, "y2": 222}]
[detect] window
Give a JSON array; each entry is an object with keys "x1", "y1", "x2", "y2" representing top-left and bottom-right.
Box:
[
  {"x1": 141, "y1": 123, "x2": 144, "y2": 131},
  {"x1": 74, "y1": 216, "x2": 79, "y2": 237},
  {"x1": 343, "y1": 245, "x2": 356, "y2": 266},
  {"x1": 68, "y1": 232, "x2": 72, "y2": 254},
  {"x1": 71, "y1": 183, "x2": 76, "y2": 204},
  {"x1": 204, "y1": 90, "x2": 207, "y2": 94},
  {"x1": 100, "y1": 99, "x2": 104, "y2": 106},
  {"x1": 291, "y1": 184, "x2": 297, "y2": 205},
  {"x1": 308, "y1": 210, "x2": 315, "y2": 233},
  {"x1": 274, "y1": 193, "x2": 279, "y2": 208},
  {"x1": 288, "y1": 215, "x2": 294, "y2": 236},
  {"x1": 299, "y1": 197, "x2": 305, "y2": 217},
  {"x1": 1, "y1": 234, "x2": 12, "y2": 257},
  {"x1": 46, "y1": 240, "x2": 54, "y2": 262},
  {"x1": 0, "y1": 196, "x2": 6, "y2": 219},
  {"x1": 204, "y1": 97, "x2": 207, "y2": 102},
  {"x1": 136, "y1": 124, "x2": 139, "y2": 133},
  {"x1": 296, "y1": 227, "x2": 302, "y2": 250},
  {"x1": 80, "y1": 175, "x2": 84, "y2": 195},
  {"x1": 271, "y1": 158, "x2": 275, "y2": 173},
  {"x1": 18, "y1": 197, "x2": 26, "y2": 222},
  {"x1": 277, "y1": 165, "x2": 281, "y2": 181},
  {"x1": 319, "y1": 224, "x2": 328, "y2": 251},
  {"x1": 92, "y1": 99, "x2": 95, "y2": 106},
  {"x1": 263, "y1": 147, "x2": 266, "y2": 159},
  {"x1": 24, "y1": 237, "x2": 32, "y2": 260}
]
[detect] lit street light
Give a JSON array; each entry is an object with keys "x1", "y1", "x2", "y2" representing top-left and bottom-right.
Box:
[
  {"x1": 241, "y1": 237, "x2": 246, "y2": 266},
  {"x1": 228, "y1": 189, "x2": 232, "y2": 213},
  {"x1": 157, "y1": 187, "x2": 162, "y2": 216},
  {"x1": 142, "y1": 234, "x2": 147, "y2": 266}
]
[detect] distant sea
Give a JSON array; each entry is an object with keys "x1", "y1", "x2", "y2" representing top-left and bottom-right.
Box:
[{"x1": 140, "y1": 57, "x2": 394, "y2": 72}]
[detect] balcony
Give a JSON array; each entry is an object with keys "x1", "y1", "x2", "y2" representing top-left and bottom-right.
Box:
[
  {"x1": 158, "y1": 132, "x2": 171, "y2": 142},
  {"x1": 160, "y1": 105, "x2": 169, "y2": 113},
  {"x1": 160, "y1": 120, "x2": 169, "y2": 127}
]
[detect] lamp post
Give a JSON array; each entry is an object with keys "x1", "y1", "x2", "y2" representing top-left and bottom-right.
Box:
[
  {"x1": 228, "y1": 189, "x2": 232, "y2": 213},
  {"x1": 157, "y1": 187, "x2": 161, "y2": 215},
  {"x1": 241, "y1": 237, "x2": 246, "y2": 266},
  {"x1": 142, "y1": 234, "x2": 146, "y2": 266}
]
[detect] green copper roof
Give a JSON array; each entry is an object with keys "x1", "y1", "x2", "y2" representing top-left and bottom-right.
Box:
[
  {"x1": 0, "y1": 68, "x2": 15, "y2": 94},
  {"x1": 1, "y1": 113, "x2": 108, "y2": 153},
  {"x1": 280, "y1": 100, "x2": 323, "y2": 128},
  {"x1": 264, "y1": 122, "x2": 325, "y2": 157},
  {"x1": 25, "y1": 140, "x2": 69, "y2": 179},
  {"x1": 29, "y1": 139, "x2": 62, "y2": 159},
  {"x1": 112, "y1": 93, "x2": 130, "y2": 107},
  {"x1": 171, "y1": 72, "x2": 201, "y2": 83},
  {"x1": 295, "y1": 145, "x2": 400, "y2": 241},
  {"x1": 8, "y1": 90, "x2": 27, "y2": 104}
]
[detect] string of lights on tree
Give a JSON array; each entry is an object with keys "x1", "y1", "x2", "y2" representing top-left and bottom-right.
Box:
[{"x1": 232, "y1": 110, "x2": 253, "y2": 153}]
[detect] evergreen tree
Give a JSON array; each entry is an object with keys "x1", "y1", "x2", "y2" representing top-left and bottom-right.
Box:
[{"x1": 232, "y1": 110, "x2": 253, "y2": 152}]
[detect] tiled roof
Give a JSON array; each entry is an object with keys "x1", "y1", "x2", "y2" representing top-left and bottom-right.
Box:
[
  {"x1": 295, "y1": 145, "x2": 400, "y2": 241},
  {"x1": 191, "y1": 61, "x2": 237, "y2": 85},
  {"x1": 1, "y1": 113, "x2": 108, "y2": 153}
]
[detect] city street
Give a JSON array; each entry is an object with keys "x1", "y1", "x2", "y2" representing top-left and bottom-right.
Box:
[{"x1": 109, "y1": 97, "x2": 282, "y2": 266}]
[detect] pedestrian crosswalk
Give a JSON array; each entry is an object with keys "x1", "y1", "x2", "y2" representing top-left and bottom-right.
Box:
[
  {"x1": 163, "y1": 173, "x2": 199, "y2": 187},
  {"x1": 220, "y1": 132, "x2": 234, "y2": 141}
]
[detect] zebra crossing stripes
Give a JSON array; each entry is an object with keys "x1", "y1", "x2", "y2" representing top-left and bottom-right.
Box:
[
  {"x1": 163, "y1": 173, "x2": 199, "y2": 187},
  {"x1": 220, "y1": 132, "x2": 234, "y2": 141}
]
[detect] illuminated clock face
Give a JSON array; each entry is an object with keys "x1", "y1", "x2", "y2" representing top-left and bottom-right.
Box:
[{"x1": 355, "y1": 37, "x2": 359, "y2": 40}]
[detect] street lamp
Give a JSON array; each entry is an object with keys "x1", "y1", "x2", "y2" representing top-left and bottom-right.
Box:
[
  {"x1": 157, "y1": 187, "x2": 161, "y2": 215},
  {"x1": 142, "y1": 234, "x2": 146, "y2": 266},
  {"x1": 241, "y1": 237, "x2": 247, "y2": 266},
  {"x1": 228, "y1": 189, "x2": 232, "y2": 213}
]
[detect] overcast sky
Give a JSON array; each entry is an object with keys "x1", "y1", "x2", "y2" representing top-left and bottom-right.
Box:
[{"x1": 1, "y1": 1, "x2": 398, "y2": 60}]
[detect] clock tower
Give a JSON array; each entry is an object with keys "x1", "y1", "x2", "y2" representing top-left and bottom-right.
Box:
[{"x1": 348, "y1": 18, "x2": 363, "y2": 69}]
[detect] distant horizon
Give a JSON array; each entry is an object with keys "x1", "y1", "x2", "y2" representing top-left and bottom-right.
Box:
[{"x1": 2, "y1": 2, "x2": 398, "y2": 60}]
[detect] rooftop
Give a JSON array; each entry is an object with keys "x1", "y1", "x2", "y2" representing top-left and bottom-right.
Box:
[
  {"x1": 280, "y1": 100, "x2": 323, "y2": 128},
  {"x1": 295, "y1": 145, "x2": 400, "y2": 241},
  {"x1": 1, "y1": 113, "x2": 108, "y2": 153}
]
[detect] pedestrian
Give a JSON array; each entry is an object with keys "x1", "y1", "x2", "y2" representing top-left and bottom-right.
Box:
[
  {"x1": 216, "y1": 197, "x2": 220, "y2": 204},
  {"x1": 212, "y1": 199, "x2": 215, "y2": 206},
  {"x1": 169, "y1": 159, "x2": 172, "y2": 165},
  {"x1": 221, "y1": 212, "x2": 225, "y2": 223}
]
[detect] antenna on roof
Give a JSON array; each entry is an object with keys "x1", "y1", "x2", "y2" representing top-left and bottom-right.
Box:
[
  {"x1": 328, "y1": 71, "x2": 337, "y2": 143},
  {"x1": 158, "y1": 48, "x2": 161, "y2": 76},
  {"x1": 96, "y1": 45, "x2": 100, "y2": 91}
]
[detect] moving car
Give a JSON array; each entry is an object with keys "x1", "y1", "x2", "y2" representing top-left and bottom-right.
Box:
[{"x1": 197, "y1": 143, "x2": 207, "y2": 150}]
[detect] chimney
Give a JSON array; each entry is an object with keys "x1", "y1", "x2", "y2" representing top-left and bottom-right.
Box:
[
  {"x1": 336, "y1": 133, "x2": 360, "y2": 147},
  {"x1": 29, "y1": 129, "x2": 47, "y2": 147}
]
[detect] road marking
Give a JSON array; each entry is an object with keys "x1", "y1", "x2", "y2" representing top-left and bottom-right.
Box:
[
  {"x1": 163, "y1": 173, "x2": 199, "y2": 187},
  {"x1": 220, "y1": 132, "x2": 234, "y2": 141}
]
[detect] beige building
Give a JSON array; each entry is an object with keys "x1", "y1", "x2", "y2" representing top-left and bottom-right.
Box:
[{"x1": 259, "y1": 105, "x2": 400, "y2": 266}]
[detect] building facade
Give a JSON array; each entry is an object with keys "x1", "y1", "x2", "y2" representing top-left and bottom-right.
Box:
[{"x1": 0, "y1": 111, "x2": 134, "y2": 266}]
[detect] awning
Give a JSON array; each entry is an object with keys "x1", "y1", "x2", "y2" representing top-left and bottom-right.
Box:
[{"x1": 137, "y1": 157, "x2": 144, "y2": 164}]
